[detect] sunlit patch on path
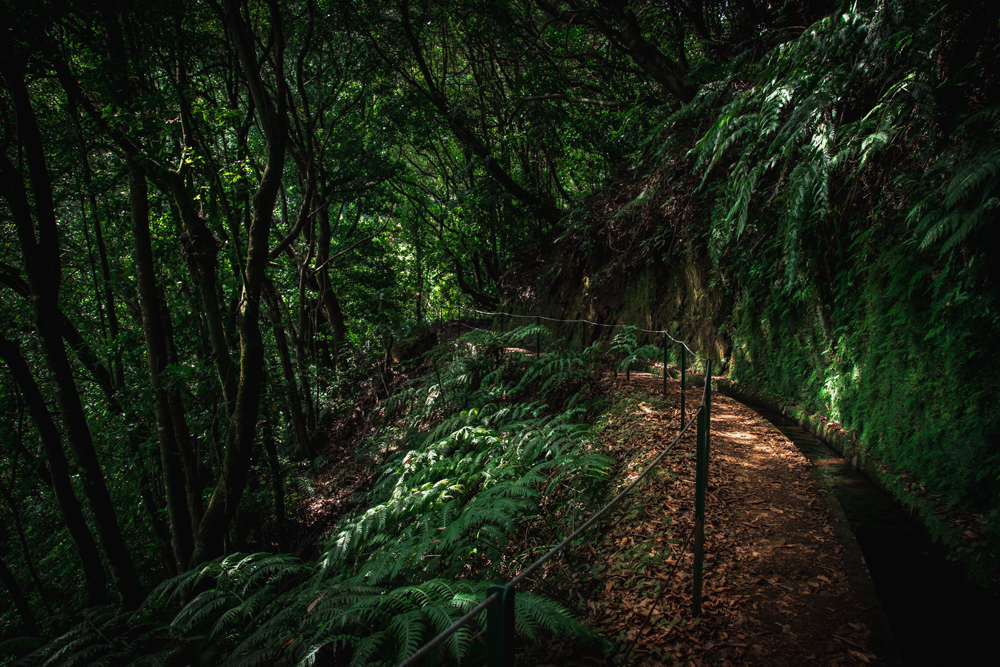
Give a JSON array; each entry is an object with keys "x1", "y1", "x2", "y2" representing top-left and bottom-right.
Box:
[{"x1": 521, "y1": 372, "x2": 891, "y2": 666}]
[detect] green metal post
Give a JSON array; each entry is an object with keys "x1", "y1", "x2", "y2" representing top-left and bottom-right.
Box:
[
  {"x1": 662, "y1": 333, "x2": 667, "y2": 398},
  {"x1": 693, "y1": 405, "x2": 706, "y2": 618},
  {"x1": 705, "y1": 359, "x2": 712, "y2": 486},
  {"x1": 680, "y1": 344, "x2": 686, "y2": 427},
  {"x1": 692, "y1": 360, "x2": 712, "y2": 619},
  {"x1": 535, "y1": 316, "x2": 540, "y2": 358},
  {"x1": 487, "y1": 585, "x2": 515, "y2": 667}
]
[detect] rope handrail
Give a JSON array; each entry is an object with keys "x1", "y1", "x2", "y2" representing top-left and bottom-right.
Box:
[{"x1": 470, "y1": 308, "x2": 709, "y2": 361}]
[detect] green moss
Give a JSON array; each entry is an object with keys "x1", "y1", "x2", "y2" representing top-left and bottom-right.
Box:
[{"x1": 724, "y1": 221, "x2": 1000, "y2": 589}]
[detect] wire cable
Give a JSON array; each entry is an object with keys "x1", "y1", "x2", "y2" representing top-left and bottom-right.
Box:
[
  {"x1": 397, "y1": 591, "x2": 502, "y2": 667},
  {"x1": 397, "y1": 341, "x2": 714, "y2": 666},
  {"x1": 507, "y1": 407, "x2": 701, "y2": 589},
  {"x1": 397, "y1": 407, "x2": 706, "y2": 667},
  {"x1": 472, "y1": 308, "x2": 709, "y2": 361}
]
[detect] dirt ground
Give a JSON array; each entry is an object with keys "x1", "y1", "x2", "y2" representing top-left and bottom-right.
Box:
[{"x1": 517, "y1": 373, "x2": 898, "y2": 666}]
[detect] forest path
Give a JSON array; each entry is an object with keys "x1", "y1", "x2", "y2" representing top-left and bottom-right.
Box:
[{"x1": 522, "y1": 373, "x2": 896, "y2": 666}]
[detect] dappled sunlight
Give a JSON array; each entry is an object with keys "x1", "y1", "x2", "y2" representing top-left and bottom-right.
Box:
[{"x1": 545, "y1": 373, "x2": 884, "y2": 664}]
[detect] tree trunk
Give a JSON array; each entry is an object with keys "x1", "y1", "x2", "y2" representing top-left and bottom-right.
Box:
[
  {"x1": 0, "y1": 55, "x2": 142, "y2": 607},
  {"x1": 261, "y1": 374, "x2": 287, "y2": 552},
  {"x1": 167, "y1": 179, "x2": 240, "y2": 416},
  {"x1": 57, "y1": 311, "x2": 175, "y2": 574},
  {"x1": 78, "y1": 5, "x2": 125, "y2": 391},
  {"x1": 0, "y1": 480, "x2": 53, "y2": 616},
  {"x1": 0, "y1": 555, "x2": 37, "y2": 635},
  {"x1": 295, "y1": 265, "x2": 317, "y2": 433},
  {"x1": 158, "y1": 287, "x2": 204, "y2": 529},
  {"x1": 607, "y1": 3, "x2": 693, "y2": 104},
  {"x1": 127, "y1": 155, "x2": 195, "y2": 571},
  {"x1": 263, "y1": 279, "x2": 313, "y2": 459},
  {"x1": 192, "y1": 0, "x2": 287, "y2": 564},
  {"x1": 0, "y1": 333, "x2": 108, "y2": 606},
  {"x1": 315, "y1": 206, "x2": 349, "y2": 366}
]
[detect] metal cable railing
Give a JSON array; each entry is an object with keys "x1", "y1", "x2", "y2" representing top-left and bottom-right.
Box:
[
  {"x1": 464, "y1": 307, "x2": 707, "y2": 424},
  {"x1": 470, "y1": 308, "x2": 709, "y2": 361},
  {"x1": 398, "y1": 590, "x2": 502, "y2": 666},
  {"x1": 397, "y1": 326, "x2": 716, "y2": 666}
]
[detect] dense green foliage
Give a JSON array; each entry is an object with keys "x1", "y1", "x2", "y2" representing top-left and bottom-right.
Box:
[
  {"x1": 691, "y1": 2, "x2": 1000, "y2": 516},
  {"x1": 15, "y1": 328, "x2": 613, "y2": 665},
  {"x1": 2, "y1": 0, "x2": 998, "y2": 659}
]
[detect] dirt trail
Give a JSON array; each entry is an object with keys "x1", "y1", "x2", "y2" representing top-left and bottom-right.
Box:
[
  {"x1": 298, "y1": 331, "x2": 897, "y2": 665},
  {"x1": 522, "y1": 373, "x2": 897, "y2": 666}
]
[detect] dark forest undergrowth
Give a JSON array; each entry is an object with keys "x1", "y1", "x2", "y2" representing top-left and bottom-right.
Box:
[
  {"x1": 11, "y1": 325, "x2": 900, "y2": 666},
  {"x1": 3, "y1": 0, "x2": 999, "y2": 663}
]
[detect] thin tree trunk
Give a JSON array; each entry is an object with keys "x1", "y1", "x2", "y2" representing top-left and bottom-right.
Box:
[
  {"x1": 158, "y1": 286, "x2": 204, "y2": 528},
  {"x1": 72, "y1": 75, "x2": 123, "y2": 389},
  {"x1": 296, "y1": 235, "x2": 317, "y2": 433},
  {"x1": 0, "y1": 480, "x2": 53, "y2": 616},
  {"x1": 77, "y1": 193, "x2": 108, "y2": 343},
  {"x1": 55, "y1": 311, "x2": 175, "y2": 573},
  {"x1": 315, "y1": 206, "x2": 349, "y2": 367},
  {"x1": 0, "y1": 56, "x2": 141, "y2": 607},
  {"x1": 127, "y1": 155, "x2": 195, "y2": 572},
  {"x1": 263, "y1": 279, "x2": 313, "y2": 459},
  {"x1": 0, "y1": 555, "x2": 37, "y2": 635},
  {"x1": 261, "y1": 373, "x2": 287, "y2": 552},
  {"x1": 0, "y1": 333, "x2": 107, "y2": 606}
]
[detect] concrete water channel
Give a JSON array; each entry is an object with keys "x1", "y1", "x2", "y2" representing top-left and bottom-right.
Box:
[{"x1": 744, "y1": 402, "x2": 998, "y2": 666}]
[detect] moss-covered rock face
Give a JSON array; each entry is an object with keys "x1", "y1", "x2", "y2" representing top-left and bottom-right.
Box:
[
  {"x1": 504, "y1": 243, "x2": 732, "y2": 366},
  {"x1": 730, "y1": 232, "x2": 1000, "y2": 514},
  {"x1": 715, "y1": 209, "x2": 1000, "y2": 588}
]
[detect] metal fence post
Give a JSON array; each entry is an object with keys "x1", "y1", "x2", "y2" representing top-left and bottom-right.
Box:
[
  {"x1": 705, "y1": 359, "x2": 712, "y2": 482},
  {"x1": 662, "y1": 332, "x2": 667, "y2": 398},
  {"x1": 487, "y1": 585, "x2": 515, "y2": 667},
  {"x1": 680, "y1": 344, "x2": 686, "y2": 428},
  {"x1": 535, "y1": 316, "x2": 540, "y2": 358},
  {"x1": 692, "y1": 360, "x2": 712, "y2": 619},
  {"x1": 693, "y1": 405, "x2": 706, "y2": 618}
]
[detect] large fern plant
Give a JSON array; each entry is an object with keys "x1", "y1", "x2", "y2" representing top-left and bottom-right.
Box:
[
  {"x1": 21, "y1": 326, "x2": 613, "y2": 666},
  {"x1": 672, "y1": 0, "x2": 1000, "y2": 285}
]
